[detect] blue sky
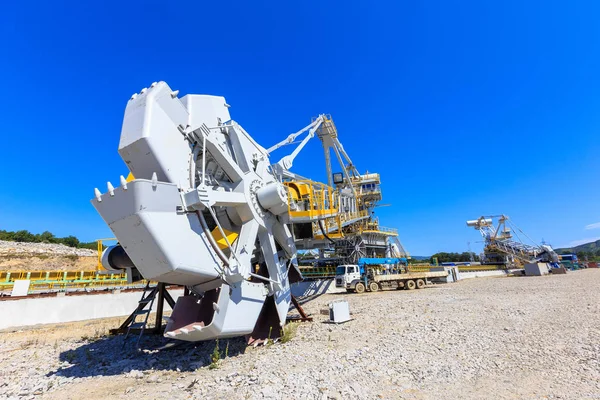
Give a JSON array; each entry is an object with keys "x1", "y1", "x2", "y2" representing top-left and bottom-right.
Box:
[{"x1": 0, "y1": 1, "x2": 599, "y2": 255}]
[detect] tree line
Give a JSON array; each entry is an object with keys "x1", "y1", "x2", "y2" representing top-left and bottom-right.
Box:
[
  {"x1": 560, "y1": 249, "x2": 600, "y2": 261},
  {"x1": 429, "y1": 252, "x2": 480, "y2": 264},
  {"x1": 0, "y1": 230, "x2": 97, "y2": 250}
]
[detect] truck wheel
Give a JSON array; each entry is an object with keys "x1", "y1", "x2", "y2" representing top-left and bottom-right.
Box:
[
  {"x1": 405, "y1": 280, "x2": 416, "y2": 290},
  {"x1": 416, "y1": 279, "x2": 425, "y2": 289},
  {"x1": 355, "y1": 282, "x2": 366, "y2": 294},
  {"x1": 369, "y1": 282, "x2": 379, "y2": 292}
]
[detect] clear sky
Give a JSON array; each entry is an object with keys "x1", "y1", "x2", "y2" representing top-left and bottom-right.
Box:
[{"x1": 0, "y1": 1, "x2": 599, "y2": 255}]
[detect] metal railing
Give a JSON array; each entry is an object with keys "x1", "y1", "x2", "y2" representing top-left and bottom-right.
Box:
[
  {"x1": 285, "y1": 180, "x2": 339, "y2": 221},
  {"x1": 407, "y1": 264, "x2": 506, "y2": 273},
  {"x1": 298, "y1": 265, "x2": 337, "y2": 278},
  {"x1": 0, "y1": 269, "x2": 130, "y2": 294},
  {"x1": 362, "y1": 224, "x2": 398, "y2": 235},
  {"x1": 357, "y1": 185, "x2": 381, "y2": 196}
]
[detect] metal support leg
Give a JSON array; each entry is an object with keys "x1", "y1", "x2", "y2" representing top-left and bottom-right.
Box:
[
  {"x1": 288, "y1": 295, "x2": 313, "y2": 322},
  {"x1": 154, "y1": 282, "x2": 165, "y2": 333}
]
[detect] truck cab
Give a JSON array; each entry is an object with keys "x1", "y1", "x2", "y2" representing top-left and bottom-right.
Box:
[{"x1": 335, "y1": 264, "x2": 361, "y2": 288}]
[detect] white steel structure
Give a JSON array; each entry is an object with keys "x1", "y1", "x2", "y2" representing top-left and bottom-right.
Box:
[
  {"x1": 93, "y1": 82, "x2": 321, "y2": 342},
  {"x1": 466, "y1": 215, "x2": 558, "y2": 265}
]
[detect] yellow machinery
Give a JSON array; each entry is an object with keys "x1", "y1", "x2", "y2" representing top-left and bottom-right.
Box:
[
  {"x1": 269, "y1": 115, "x2": 409, "y2": 264},
  {"x1": 285, "y1": 180, "x2": 338, "y2": 222}
]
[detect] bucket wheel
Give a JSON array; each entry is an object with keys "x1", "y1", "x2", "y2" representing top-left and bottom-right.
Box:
[{"x1": 336, "y1": 235, "x2": 367, "y2": 264}]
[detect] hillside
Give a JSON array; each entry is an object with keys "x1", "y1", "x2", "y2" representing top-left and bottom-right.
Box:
[
  {"x1": 554, "y1": 239, "x2": 600, "y2": 255},
  {"x1": 0, "y1": 240, "x2": 97, "y2": 272}
]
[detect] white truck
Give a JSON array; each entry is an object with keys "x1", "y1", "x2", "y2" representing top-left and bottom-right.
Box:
[{"x1": 335, "y1": 264, "x2": 448, "y2": 293}]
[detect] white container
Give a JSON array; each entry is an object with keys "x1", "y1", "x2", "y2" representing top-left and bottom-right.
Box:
[{"x1": 329, "y1": 300, "x2": 351, "y2": 323}]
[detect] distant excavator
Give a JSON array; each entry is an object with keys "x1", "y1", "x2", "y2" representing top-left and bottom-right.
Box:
[{"x1": 466, "y1": 215, "x2": 559, "y2": 266}]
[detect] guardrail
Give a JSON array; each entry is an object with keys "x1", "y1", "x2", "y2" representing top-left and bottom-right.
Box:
[
  {"x1": 299, "y1": 266, "x2": 337, "y2": 279},
  {"x1": 0, "y1": 270, "x2": 131, "y2": 294},
  {"x1": 407, "y1": 264, "x2": 507, "y2": 272},
  {"x1": 363, "y1": 225, "x2": 398, "y2": 235},
  {"x1": 286, "y1": 180, "x2": 338, "y2": 222}
]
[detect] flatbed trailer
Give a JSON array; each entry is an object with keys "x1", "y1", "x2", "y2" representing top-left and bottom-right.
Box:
[{"x1": 345, "y1": 270, "x2": 448, "y2": 293}]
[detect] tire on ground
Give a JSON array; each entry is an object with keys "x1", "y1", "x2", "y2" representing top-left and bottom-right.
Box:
[
  {"x1": 405, "y1": 280, "x2": 416, "y2": 290},
  {"x1": 369, "y1": 282, "x2": 379, "y2": 292},
  {"x1": 355, "y1": 282, "x2": 366, "y2": 294},
  {"x1": 416, "y1": 279, "x2": 426, "y2": 289}
]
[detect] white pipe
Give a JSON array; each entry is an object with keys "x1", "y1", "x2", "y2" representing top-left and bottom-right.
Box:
[
  {"x1": 189, "y1": 145, "x2": 201, "y2": 188},
  {"x1": 266, "y1": 117, "x2": 322, "y2": 154}
]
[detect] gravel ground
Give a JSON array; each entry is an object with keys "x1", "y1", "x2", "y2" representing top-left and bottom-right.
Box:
[{"x1": 1, "y1": 270, "x2": 599, "y2": 400}]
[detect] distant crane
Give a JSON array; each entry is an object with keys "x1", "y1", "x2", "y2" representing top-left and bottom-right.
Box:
[{"x1": 466, "y1": 215, "x2": 559, "y2": 266}]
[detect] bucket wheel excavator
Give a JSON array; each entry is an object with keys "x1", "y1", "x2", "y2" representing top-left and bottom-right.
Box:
[
  {"x1": 93, "y1": 82, "x2": 319, "y2": 343},
  {"x1": 267, "y1": 116, "x2": 410, "y2": 266},
  {"x1": 93, "y1": 81, "x2": 410, "y2": 343},
  {"x1": 466, "y1": 215, "x2": 559, "y2": 266}
]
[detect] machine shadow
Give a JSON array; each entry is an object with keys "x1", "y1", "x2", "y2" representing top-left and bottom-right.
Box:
[
  {"x1": 49, "y1": 334, "x2": 248, "y2": 379},
  {"x1": 291, "y1": 278, "x2": 336, "y2": 305}
]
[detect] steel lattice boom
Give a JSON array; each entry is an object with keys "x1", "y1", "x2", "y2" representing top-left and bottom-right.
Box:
[{"x1": 466, "y1": 215, "x2": 558, "y2": 265}]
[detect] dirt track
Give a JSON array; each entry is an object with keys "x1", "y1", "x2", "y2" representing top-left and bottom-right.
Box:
[{"x1": 1, "y1": 270, "x2": 599, "y2": 399}]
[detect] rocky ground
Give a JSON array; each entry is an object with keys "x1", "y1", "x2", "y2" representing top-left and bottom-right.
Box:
[
  {"x1": 1, "y1": 270, "x2": 599, "y2": 400},
  {"x1": 0, "y1": 241, "x2": 96, "y2": 271}
]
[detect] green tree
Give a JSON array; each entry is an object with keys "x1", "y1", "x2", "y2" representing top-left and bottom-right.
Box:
[
  {"x1": 13, "y1": 230, "x2": 35, "y2": 243},
  {"x1": 78, "y1": 241, "x2": 99, "y2": 250},
  {"x1": 39, "y1": 231, "x2": 56, "y2": 243},
  {"x1": 0, "y1": 230, "x2": 14, "y2": 241},
  {"x1": 577, "y1": 251, "x2": 590, "y2": 261},
  {"x1": 60, "y1": 235, "x2": 80, "y2": 248},
  {"x1": 430, "y1": 251, "x2": 478, "y2": 263}
]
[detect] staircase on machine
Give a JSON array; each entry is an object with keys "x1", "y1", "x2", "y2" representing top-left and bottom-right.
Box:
[{"x1": 111, "y1": 282, "x2": 176, "y2": 348}]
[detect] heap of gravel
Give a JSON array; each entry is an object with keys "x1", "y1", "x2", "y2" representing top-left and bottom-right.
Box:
[
  {"x1": 0, "y1": 270, "x2": 599, "y2": 400},
  {"x1": 0, "y1": 240, "x2": 95, "y2": 257}
]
